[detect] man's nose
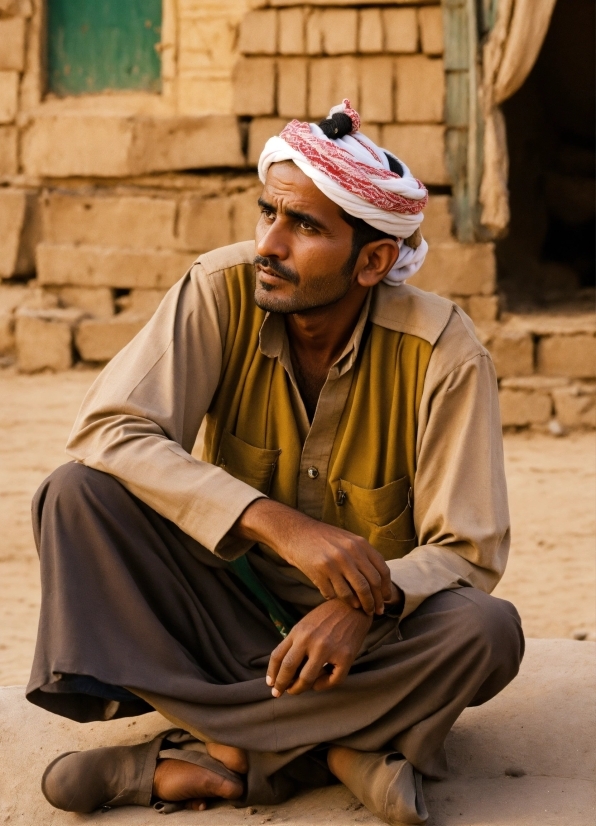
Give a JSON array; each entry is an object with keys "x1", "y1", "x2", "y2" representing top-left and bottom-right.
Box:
[{"x1": 256, "y1": 218, "x2": 290, "y2": 260}]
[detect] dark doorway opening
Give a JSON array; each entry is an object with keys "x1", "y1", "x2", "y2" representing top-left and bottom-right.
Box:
[{"x1": 496, "y1": 0, "x2": 595, "y2": 311}]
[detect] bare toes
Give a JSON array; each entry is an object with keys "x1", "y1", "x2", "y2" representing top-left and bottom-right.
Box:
[{"x1": 186, "y1": 799, "x2": 208, "y2": 811}]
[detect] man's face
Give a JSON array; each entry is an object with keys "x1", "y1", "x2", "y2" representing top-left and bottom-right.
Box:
[{"x1": 254, "y1": 162, "x2": 357, "y2": 314}]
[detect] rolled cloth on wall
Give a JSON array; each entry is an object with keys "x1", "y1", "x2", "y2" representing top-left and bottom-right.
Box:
[
  {"x1": 258, "y1": 100, "x2": 429, "y2": 285},
  {"x1": 480, "y1": 0, "x2": 558, "y2": 234}
]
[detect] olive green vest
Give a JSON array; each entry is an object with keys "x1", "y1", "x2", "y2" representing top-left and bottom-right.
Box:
[{"x1": 203, "y1": 264, "x2": 433, "y2": 562}]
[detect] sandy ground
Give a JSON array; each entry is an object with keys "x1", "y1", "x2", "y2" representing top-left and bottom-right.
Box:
[{"x1": 1, "y1": 367, "x2": 594, "y2": 687}]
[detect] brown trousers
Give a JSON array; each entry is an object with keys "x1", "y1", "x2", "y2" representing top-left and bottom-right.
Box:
[{"x1": 27, "y1": 463, "x2": 524, "y2": 806}]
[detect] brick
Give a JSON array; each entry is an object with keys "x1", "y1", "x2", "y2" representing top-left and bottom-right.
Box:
[
  {"x1": 0, "y1": 310, "x2": 14, "y2": 353},
  {"x1": 58, "y1": 287, "x2": 114, "y2": 317},
  {"x1": 177, "y1": 77, "x2": 233, "y2": 118},
  {"x1": 359, "y1": 122, "x2": 381, "y2": 144},
  {"x1": 232, "y1": 57, "x2": 276, "y2": 116},
  {"x1": 359, "y1": 9, "x2": 383, "y2": 53},
  {"x1": 41, "y1": 193, "x2": 178, "y2": 250},
  {"x1": 419, "y1": 6, "x2": 444, "y2": 56},
  {"x1": 499, "y1": 388, "x2": 552, "y2": 427},
  {"x1": 0, "y1": 188, "x2": 38, "y2": 277},
  {"x1": 238, "y1": 10, "x2": 278, "y2": 55},
  {"x1": 231, "y1": 187, "x2": 261, "y2": 243},
  {"x1": 396, "y1": 56, "x2": 445, "y2": 123},
  {"x1": 177, "y1": 197, "x2": 233, "y2": 252},
  {"x1": 360, "y1": 57, "x2": 394, "y2": 123},
  {"x1": 423, "y1": 194, "x2": 452, "y2": 241},
  {"x1": 124, "y1": 290, "x2": 167, "y2": 317},
  {"x1": 306, "y1": 9, "x2": 324, "y2": 55},
  {"x1": 36, "y1": 244, "x2": 197, "y2": 290},
  {"x1": 537, "y1": 335, "x2": 596, "y2": 379},
  {"x1": 383, "y1": 9, "x2": 418, "y2": 54},
  {"x1": 277, "y1": 57, "x2": 308, "y2": 118},
  {"x1": 15, "y1": 309, "x2": 83, "y2": 373},
  {"x1": 279, "y1": 8, "x2": 305, "y2": 55},
  {"x1": 382, "y1": 124, "x2": 449, "y2": 185},
  {"x1": 0, "y1": 17, "x2": 26, "y2": 70},
  {"x1": 0, "y1": 70, "x2": 18, "y2": 123},
  {"x1": 468, "y1": 294, "x2": 499, "y2": 323},
  {"x1": 408, "y1": 242, "x2": 496, "y2": 297},
  {"x1": 75, "y1": 316, "x2": 147, "y2": 363},
  {"x1": 0, "y1": 188, "x2": 26, "y2": 277},
  {"x1": 308, "y1": 57, "x2": 359, "y2": 120},
  {"x1": 553, "y1": 386, "x2": 596, "y2": 429},
  {"x1": 132, "y1": 116, "x2": 245, "y2": 172},
  {"x1": 0, "y1": 125, "x2": 17, "y2": 175},
  {"x1": 248, "y1": 118, "x2": 288, "y2": 166},
  {"x1": 320, "y1": 10, "x2": 358, "y2": 55},
  {"x1": 0, "y1": 283, "x2": 27, "y2": 313},
  {"x1": 486, "y1": 330, "x2": 534, "y2": 379},
  {"x1": 0, "y1": 0, "x2": 32, "y2": 15},
  {"x1": 18, "y1": 286, "x2": 59, "y2": 311},
  {"x1": 23, "y1": 114, "x2": 244, "y2": 177}
]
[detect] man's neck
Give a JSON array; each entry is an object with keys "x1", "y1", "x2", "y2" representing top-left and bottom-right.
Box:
[
  {"x1": 284, "y1": 283, "x2": 370, "y2": 421},
  {"x1": 285, "y1": 283, "x2": 370, "y2": 369}
]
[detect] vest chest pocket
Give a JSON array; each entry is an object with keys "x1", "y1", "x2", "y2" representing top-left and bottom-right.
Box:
[
  {"x1": 216, "y1": 430, "x2": 281, "y2": 495},
  {"x1": 337, "y1": 476, "x2": 417, "y2": 561}
]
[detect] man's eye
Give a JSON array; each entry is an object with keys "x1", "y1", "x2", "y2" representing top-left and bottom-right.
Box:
[
  {"x1": 260, "y1": 208, "x2": 275, "y2": 220},
  {"x1": 299, "y1": 221, "x2": 314, "y2": 232}
]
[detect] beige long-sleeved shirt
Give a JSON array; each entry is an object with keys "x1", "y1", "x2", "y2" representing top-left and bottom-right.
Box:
[{"x1": 67, "y1": 241, "x2": 510, "y2": 619}]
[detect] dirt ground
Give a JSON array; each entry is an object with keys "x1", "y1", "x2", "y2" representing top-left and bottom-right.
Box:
[{"x1": 1, "y1": 366, "x2": 594, "y2": 687}]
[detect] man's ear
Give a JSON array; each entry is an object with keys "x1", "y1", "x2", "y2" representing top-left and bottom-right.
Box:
[{"x1": 355, "y1": 239, "x2": 399, "y2": 288}]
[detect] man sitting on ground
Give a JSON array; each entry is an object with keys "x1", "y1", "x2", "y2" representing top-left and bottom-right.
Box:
[{"x1": 30, "y1": 101, "x2": 523, "y2": 825}]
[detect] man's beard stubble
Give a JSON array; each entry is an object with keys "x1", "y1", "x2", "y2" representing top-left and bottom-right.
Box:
[{"x1": 253, "y1": 253, "x2": 356, "y2": 315}]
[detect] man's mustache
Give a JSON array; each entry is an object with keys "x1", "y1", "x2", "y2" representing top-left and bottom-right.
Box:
[{"x1": 254, "y1": 256, "x2": 299, "y2": 285}]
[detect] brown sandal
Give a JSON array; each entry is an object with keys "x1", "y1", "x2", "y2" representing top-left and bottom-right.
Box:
[
  {"x1": 331, "y1": 750, "x2": 428, "y2": 826},
  {"x1": 41, "y1": 729, "x2": 243, "y2": 814}
]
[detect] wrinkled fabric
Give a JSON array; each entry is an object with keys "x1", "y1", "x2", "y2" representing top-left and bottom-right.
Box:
[
  {"x1": 480, "y1": 0, "x2": 558, "y2": 233},
  {"x1": 258, "y1": 100, "x2": 428, "y2": 284},
  {"x1": 64, "y1": 241, "x2": 511, "y2": 622},
  {"x1": 28, "y1": 462, "x2": 524, "y2": 803}
]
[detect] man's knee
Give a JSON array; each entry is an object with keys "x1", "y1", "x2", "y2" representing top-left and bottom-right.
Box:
[
  {"x1": 33, "y1": 462, "x2": 123, "y2": 521},
  {"x1": 451, "y1": 588, "x2": 525, "y2": 703}
]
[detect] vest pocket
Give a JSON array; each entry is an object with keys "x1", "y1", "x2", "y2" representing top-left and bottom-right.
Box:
[
  {"x1": 337, "y1": 476, "x2": 417, "y2": 561},
  {"x1": 216, "y1": 430, "x2": 281, "y2": 495}
]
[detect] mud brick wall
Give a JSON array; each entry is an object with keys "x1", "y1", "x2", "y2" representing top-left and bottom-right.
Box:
[{"x1": 232, "y1": 2, "x2": 498, "y2": 318}]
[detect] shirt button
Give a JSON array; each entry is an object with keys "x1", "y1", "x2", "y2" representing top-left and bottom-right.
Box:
[{"x1": 307, "y1": 466, "x2": 319, "y2": 479}]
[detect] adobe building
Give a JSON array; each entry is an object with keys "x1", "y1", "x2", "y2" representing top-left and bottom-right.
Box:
[{"x1": 0, "y1": 0, "x2": 594, "y2": 429}]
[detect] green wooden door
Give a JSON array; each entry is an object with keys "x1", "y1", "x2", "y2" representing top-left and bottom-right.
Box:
[{"x1": 48, "y1": 0, "x2": 162, "y2": 96}]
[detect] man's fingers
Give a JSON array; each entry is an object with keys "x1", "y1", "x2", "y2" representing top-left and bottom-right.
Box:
[
  {"x1": 267, "y1": 637, "x2": 292, "y2": 687},
  {"x1": 313, "y1": 575, "x2": 337, "y2": 603},
  {"x1": 313, "y1": 661, "x2": 350, "y2": 691},
  {"x1": 272, "y1": 645, "x2": 307, "y2": 696},
  {"x1": 342, "y1": 568, "x2": 375, "y2": 615},
  {"x1": 328, "y1": 572, "x2": 361, "y2": 610},
  {"x1": 354, "y1": 559, "x2": 386, "y2": 614},
  {"x1": 286, "y1": 654, "x2": 328, "y2": 695},
  {"x1": 366, "y1": 549, "x2": 393, "y2": 602}
]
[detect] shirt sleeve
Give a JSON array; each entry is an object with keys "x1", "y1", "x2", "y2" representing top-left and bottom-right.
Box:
[
  {"x1": 387, "y1": 308, "x2": 510, "y2": 619},
  {"x1": 65, "y1": 262, "x2": 266, "y2": 557}
]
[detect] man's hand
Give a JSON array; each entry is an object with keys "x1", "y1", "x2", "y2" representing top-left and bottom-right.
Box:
[
  {"x1": 232, "y1": 499, "x2": 393, "y2": 616},
  {"x1": 266, "y1": 598, "x2": 373, "y2": 697}
]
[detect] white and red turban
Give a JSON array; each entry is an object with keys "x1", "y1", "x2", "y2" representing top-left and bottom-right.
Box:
[{"x1": 258, "y1": 100, "x2": 429, "y2": 285}]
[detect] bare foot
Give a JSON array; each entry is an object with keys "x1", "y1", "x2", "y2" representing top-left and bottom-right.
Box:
[
  {"x1": 152, "y1": 758, "x2": 243, "y2": 809},
  {"x1": 206, "y1": 743, "x2": 248, "y2": 774}
]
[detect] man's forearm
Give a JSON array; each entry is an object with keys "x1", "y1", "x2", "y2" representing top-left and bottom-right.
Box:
[{"x1": 232, "y1": 499, "x2": 404, "y2": 611}]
